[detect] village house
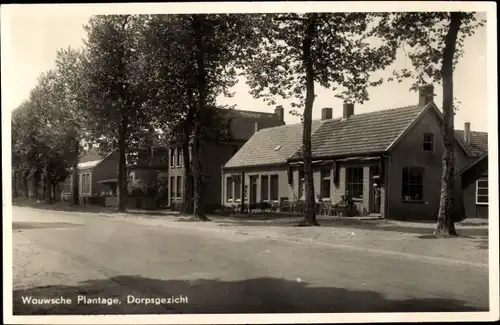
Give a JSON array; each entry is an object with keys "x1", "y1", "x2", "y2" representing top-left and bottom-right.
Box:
[
  {"x1": 60, "y1": 148, "x2": 119, "y2": 203},
  {"x1": 168, "y1": 107, "x2": 285, "y2": 211},
  {"x1": 455, "y1": 127, "x2": 488, "y2": 218},
  {"x1": 222, "y1": 85, "x2": 489, "y2": 220}
]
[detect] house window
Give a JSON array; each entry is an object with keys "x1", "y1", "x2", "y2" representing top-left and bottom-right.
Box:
[
  {"x1": 423, "y1": 133, "x2": 434, "y2": 152},
  {"x1": 170, "y1": 148, "x2": 175, "y2": 167},
  {"x1": 346, "y1": 167, "x2": 363, "y2": 199},
  {"x1": 63, "y1": 176, "x2": 72, "y2": 194},
  {"x1": 320, "y1": 169, "x2": 331, "y2": 199},
  {"x1": 170, "y1": 176, "x2": 175, "y2": 198},
  {"x1": 234, "y1": 175, "x2": 241, "y2": 202},
  {"x1": 176, "y1": 176, "x2": 182, "y2": 198},
  {"x1": 261, "y1": 175, "x2": 269, "y2": 201},
  {"x1": 402, "y1": 167, "x2": 424, "y2": 201},
  {"x1": 298, "y1": 170, "x2": 305, "y2": 199},
  {"x1": 80, "y1": 172, "x2": 91, "y2": 196},
  {"x1": 270, "y1": 175, "x2": 279, "y2": 201},
  {"x1": 476, "y1": 179, "x2": 488, "y2": 205},
  {"x1": 226, "y1": 176, "x2": 233, "y2": 201}
]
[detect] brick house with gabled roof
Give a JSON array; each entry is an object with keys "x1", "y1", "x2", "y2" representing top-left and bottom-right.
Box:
[
  {"x1": 168, "y1": 106, "x2": 285, "y2": 210},
  {"x1": 222, "y1": 85, "x2": 488, "y2": 220},
  {"x1": 455, "y1": 125, "x2": 489, "y2": 218}
]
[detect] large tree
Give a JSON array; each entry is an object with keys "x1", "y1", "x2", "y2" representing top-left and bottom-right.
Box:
[
  {"x1": 375, "y1": 12, "x2": 484, "y2": 236},
  {"x1": 11, "y1": 100, "x2": 43, "y2": 199},
  {"x1": 139, "y1": 14, "x2": 259, "y2": 219},
  {"x1": 246, "y1": 13, "x2": 397, "y2": 226},
  {"x1": 29, "y1": 70, "x2": 80, "y2": 204},
  {"x1": 53, "y1": 47, "x2": 88, "y2": 205},
  {"x1": 80, "y1": 15, "x2": 149, "y2": 212}
]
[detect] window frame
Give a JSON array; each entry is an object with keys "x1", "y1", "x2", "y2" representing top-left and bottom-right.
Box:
[
  {"x1": 422, "y1": 133, "x2": 434, "y2": 152},
  {"x1": 226, "y1": 176, "x2": 234, "y2": 202},
  {"x1": 476, "y1": 178, "x2": 488, "y2": 205},
  {"x1": 170, "y1": 176, "x2": 175, "y2": 198},
  {"x1": 170, "y1": 148, "x2": 175, "y2": 167},
  {"x1": 233, "y1": 175, "x2": 242, "y2": 202},
  {"x1": 270, "y1": 175, "x2": 279, "y2": 201},
  {"x1": 298, "y1": 170, "x2": 305, "y2": 199},
  {"x1": 401, "y1": 167, "x2": 424, "y2": 202},
  {"x1": 261, "y1": 175, "x2": 269, "y2": 202},
  {"x1": 320, "y1": 168, "x2": 331, "y2": 199},
  {"x1": 176, "y1": 146, "x2": 182, "y2": 167},
  {"x1": 176, "y1": 176, "x2": 182, "y2": 199},
  {"x1": 346, "y1": 167, "x2": 364, "y2": 200}
]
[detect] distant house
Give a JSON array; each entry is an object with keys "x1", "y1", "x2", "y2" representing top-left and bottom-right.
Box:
[
  {"x1": 61, "y1": 148, "x2": 119, "y2": 201},
  {"x1": 455, "y1": 126, "x2": 488, "y2": 218},
  {"x1": 168, "y1": 107, "x2": 285, "y2": 210},
  {"x1": 127, "y1": 145, "x2": 169, "y2": 194},
  {"x1": 222, "y1": 85, "x2": 488, "y2": 220}
]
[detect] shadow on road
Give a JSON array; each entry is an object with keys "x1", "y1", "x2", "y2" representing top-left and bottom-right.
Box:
[
  {"x1": 213, "y1": 218, "x2": 489, "y2": 237},
  {"x1": 12, "y1": 222, "x2": 83, "y2": 231},
  {"x1": 13, "y1": 276, "x2": 487, "y2": 315}
]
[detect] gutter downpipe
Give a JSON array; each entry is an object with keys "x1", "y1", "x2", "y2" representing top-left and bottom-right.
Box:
[{"x1": 382, "y1": 153, "x2": 391, "y2": 220}]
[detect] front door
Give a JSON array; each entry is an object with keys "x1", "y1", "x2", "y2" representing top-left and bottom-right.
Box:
[
  {"x1": 249, "y1": 175, "x2": 258, "y2": 206},
  {"x1": 370, "y1": 166, "x2": 381, "y2": 214}
]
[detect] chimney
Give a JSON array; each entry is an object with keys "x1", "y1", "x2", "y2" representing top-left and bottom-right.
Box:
[
  {"x1": 321, "y1": 107, "x2": 333, "y2": 120},
  {"x1": 254, "y1": 121, "x2": 259, "y2": 133},
  {"x1": 418, "y1": 84, "x2": 434, "y2": 106},
  {"x1": 464, "y1": 122, "x2": 471, "y2": 145},
  {"x1": 343, "y1": 102, "x2": 354, "y2": 119},
  {"x1": 274, "y1": 106, "x2": 284, "y2": 123}
]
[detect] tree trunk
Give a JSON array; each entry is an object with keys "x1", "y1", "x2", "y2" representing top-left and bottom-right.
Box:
[
  {"x1": 72, "y1": 142, "x2": 80, "y2": 205},
  {"x1": 52, "y1": 183, "x2": 57, "y2": 202},
  {"x1": 298, "y1": 16, "x2": 319, "y2": 227},
  {"x1": 182, "y1": 94, "x2": 195, "y2": 214},
  {"x1": 44, "y1": 164, "x2": 52, "y2": 204},
  {"x1": 72, "y1": 162, "x2": 79, "y2": 205},
  {"x1": 190, "y1": 14, "x2": 210, "y2": 221},
  {"x1": 32, "y1": 171, "x2": 39, "y2": 201},
  {"x1": 23, "y1": 172, "x2": 29, "y2": 199},
  {"x1": 12, "y1": 171, "x2": 18, "y2": 198},
  {"x1": 436, "y1": 13, "x2": 462, "y2": 237},
  {"x1": 182, "y1": 126, "x2": 194, "y2": 214},
  {"x1": 117, "y1": 117, "x2": 128, "y2": 212}
]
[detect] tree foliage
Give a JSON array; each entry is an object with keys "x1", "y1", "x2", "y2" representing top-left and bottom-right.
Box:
[
  {"x1": 246, "y1": 13, "x2": 397, "y2": 225},
  {"x1": 375, "y1": 12, "x2": 484, "y2": 236},
  {"x1": 138, "y1": 14, "x2": 261, "y2": 218}
]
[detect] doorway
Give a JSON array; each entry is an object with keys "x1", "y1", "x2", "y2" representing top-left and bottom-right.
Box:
[
  {"x1": 370, "y1": 165, "x2": 381, "y2": 214},
  {"x1": 249, "y1": 175, "x2": 258, "y2": 206}
]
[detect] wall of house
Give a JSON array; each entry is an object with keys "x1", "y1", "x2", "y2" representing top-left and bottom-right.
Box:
[
  {"x1": 462, "y1": 157, "x2": 489, "y2": 218},
  {"x1": 388, "y1": 108, "x2": 471, "y2": 220},
  {"x1": 168, "y1": 141, "x2": 244, "y2": 209},
  {"x1": 91, "y1": 151, "x2": 119, "y2": 196},
  {"x1": 223, "y1": 161, "x2": 385, "y2": 217}
]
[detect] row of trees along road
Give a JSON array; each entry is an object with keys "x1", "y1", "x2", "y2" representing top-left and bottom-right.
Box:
[{"x1": 11, "y1": 13, "x2": 483, "y2": 234}]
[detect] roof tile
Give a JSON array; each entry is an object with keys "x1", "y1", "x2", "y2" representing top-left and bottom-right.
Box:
[
  {"x1": 454, "y1": 130, "x2": 488, "y2": 157},
  {"x1": 290, "y1": 105, "x2": 424, "y2": 159},
  {"x1": 224, "y1": 120, "x2": 324, "y2": 168}
]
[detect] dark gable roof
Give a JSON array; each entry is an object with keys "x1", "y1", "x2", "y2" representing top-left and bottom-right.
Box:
[
  {"x1": 454, "y1": 130, "x2": 488, "y2": 157},
  {"x1": 220, "y1": 108, "x2": 285, "y2": 141},
  {"x1": 225, "y1": 120, "x2": 325, "y2": 168},
  {"x1": 290, "y1": 105, "x2": 425, "y2": 160},
  {"x1": 79, "y1": 147, "x2": 105, "y2": 163}
]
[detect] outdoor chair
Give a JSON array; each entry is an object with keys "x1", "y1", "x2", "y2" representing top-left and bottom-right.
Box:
[{"x1": 319, "y1": 200, "x2": 333, "y2": 216}]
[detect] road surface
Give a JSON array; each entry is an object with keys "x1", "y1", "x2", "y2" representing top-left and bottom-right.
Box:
[{"x1": 11, "y1": 206, "x2": 489, "y2": 314}]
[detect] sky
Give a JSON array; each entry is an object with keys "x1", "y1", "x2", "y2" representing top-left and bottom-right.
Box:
[{"x1": 0, "y1": 3, "x2": 492, "y2": 132}]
